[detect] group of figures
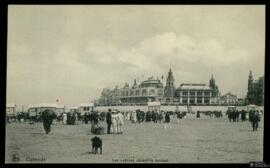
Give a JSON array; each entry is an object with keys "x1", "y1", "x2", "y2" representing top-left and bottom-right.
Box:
[
  {"x1": 57, "y1": 112, "x2": 78, "y2": 125},
  {"x1": 116, "y1": 110, "x2": 188, "y2": 129},
  {"x1": 7, "y1": 107, "x2": 263, "y2": 134},
  {"x1": 226, "y1": 110, "x2": 262, "y2": 131},
  {"x1": 105, "y1": 109, "x2": 125, "y2": 134},
  {"x1": 196, "y1": 111, "x2": 223, "y2": 118},
  {"x1": 125, "y1": 110, "x2": 187, "y2": 124}
]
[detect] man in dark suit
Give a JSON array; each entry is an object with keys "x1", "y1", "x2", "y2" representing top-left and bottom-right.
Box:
[
  {"x1": 106, "y1": 109, "x2": 112, "y2": 134},
  {"x1": 251, "y1": 111, "x2": 260, "y2": 131}
]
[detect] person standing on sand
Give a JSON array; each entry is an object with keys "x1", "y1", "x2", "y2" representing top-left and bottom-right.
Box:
[
  {"x1": 164, "y1": 112, "x2": 172, "y2": 129},
  {"x1": 117, "y1": 111, "x2": 124, "y2": 134},
  {"x1": 106, "y1": 109, "x2": 112, "y2": 134},
  {"x1": 132, "y1": 111, "x2": 137, "y2": 123},
  {"x1": 111, "y1": 110, "x2": 118, "y2": 134},
  {"x1": 62, "y1": 112, "x2": 67, "y2": 125},
  {"x1": 251, "y1": 110, "x2": 260, "y2": 131}
]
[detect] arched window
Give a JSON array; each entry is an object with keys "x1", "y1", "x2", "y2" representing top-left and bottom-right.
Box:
[
  {"x1": 125, "y1": 91, "x2": 129, "y2": 96},
  {"x1": 136, "y1": 90, "x2": 140, "y2": 96},
  {"x1": 130, "y1": 90, "x2": 134, "y2": 96},
  {"x1": 142, "y1": 89, "x2": 147, "y2": 96},
  {"x1": 149, "y1": 89, "x2": 155, "y2": 95}
]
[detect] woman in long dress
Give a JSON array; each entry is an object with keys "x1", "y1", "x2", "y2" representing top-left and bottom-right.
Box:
[
  {"x1": 117, "y1": 111, "x2": 124, "y2": 134},
  {"x1": 62, "y1": 113, "x2": 67, "y2": 125},
  {"x1": 111, "y1": 111, "x2": 118, "y2": 134}
]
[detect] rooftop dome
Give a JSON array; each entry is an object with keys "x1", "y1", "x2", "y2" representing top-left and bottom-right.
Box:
[{"x1": 140, "y1": 78, "x2": 163, "y2": 88}]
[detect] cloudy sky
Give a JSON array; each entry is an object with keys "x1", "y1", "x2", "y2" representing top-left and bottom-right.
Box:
[{"x1": 7, "y1": 5, "x2": 265, "y2": 108}]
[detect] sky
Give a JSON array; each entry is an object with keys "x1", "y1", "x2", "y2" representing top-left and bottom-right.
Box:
[{"x1": 7, "y1": 5, "x2": 265, "y2": 109}]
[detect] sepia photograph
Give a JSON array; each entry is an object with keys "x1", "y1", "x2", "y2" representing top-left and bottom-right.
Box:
[{"x1": 5, "y1": 5, "x2": 265, "y2": 163}]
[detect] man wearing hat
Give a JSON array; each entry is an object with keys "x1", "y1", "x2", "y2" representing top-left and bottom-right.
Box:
[{"x1": 106, "y1": 109, "x2": 112, "y2": 134}]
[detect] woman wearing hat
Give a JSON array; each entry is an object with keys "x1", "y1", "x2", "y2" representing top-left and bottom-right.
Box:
[
  {"x1": 111, "y1": 110, "x2": 118, "y2": 134},
  {"x1": 117, "y1": 111, "x2": 124, "y2": 134}
]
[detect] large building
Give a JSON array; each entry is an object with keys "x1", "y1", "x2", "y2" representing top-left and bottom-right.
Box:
[
  {"x1": 246, "y1": 71, "x2": 264, "y2": 105},
  {"x1": 119, "y1": 77, "x2": 164, "y2": 105},
  {"x1": 98, "y1": 78, "x2": 164, "y2": 106},
  {"x1": 98, "y1": 68, "x2": 221, "y2": 106}
]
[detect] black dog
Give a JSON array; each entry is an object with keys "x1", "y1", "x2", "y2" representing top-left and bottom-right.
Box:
[{"x1": 91, "y1": 136, "x2": 102, "y2": 154}]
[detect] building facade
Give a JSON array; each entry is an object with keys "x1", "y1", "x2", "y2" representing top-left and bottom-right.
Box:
[
  {"x1": 6, "y1": 104, "x2": 17, "y2": 116},
  {"x1": 79, "y1": 103, "x2": 94, "y2": 115},
  {"x1": 98, "y1": 68, "x2": 221, "y2": 106},
  {"x1": 246, "y1": 71, "x2": 264, "y2": 105},
  {"x1": 220, "y1": 92, "x2": 238, "y2": 105},
  {"x1": 98, "y1": 86, "x2": 121, "y2": 106},
  {"x1": 119, "y1": 78, "x2": 164, "y2": 105},
  {"x1": 174, "y1": 75, "x2": 220, "y2": 105},
  {"x1": 28, "y1": 103, "x2": 65, "y2": 116},
  {"x1": 176, "y1": 84, "x2": 214, "y2": 105}
]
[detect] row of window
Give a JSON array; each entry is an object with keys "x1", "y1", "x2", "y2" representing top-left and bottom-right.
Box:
[
  {"x1": 182, "y1": 99, "x2": 210, "y2": 104},
  {"x1": 180, "y1": 91, "x2": 211, "y2": 96},
  {"x1": 121, "y1": 89, "x2": 163, "y2": 97}
]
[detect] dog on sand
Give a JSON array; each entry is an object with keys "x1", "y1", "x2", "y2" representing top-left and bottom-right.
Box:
[{"x1": 91, "y1": 136, "x2": 102, "y2": 154}]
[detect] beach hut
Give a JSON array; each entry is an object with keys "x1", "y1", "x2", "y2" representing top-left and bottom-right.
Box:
[
  {"x1": 70, "y1": 107, "x2": 79, "y2": 113},
  {"x1": 79, "y1": 103, "x2": 94, "y2": 115},
  {"x1": 28, "y1": 104, "x2": 41, "y2": 117},
  {"x1": 39, "y1": 103, "x2": 57, "y2": 112},
  {"x1": 55, "y1": 105, "x2": 65, "y2": 115},
  {"x1": 6, "y1": 104, "x2": 17, "y2": 121}
]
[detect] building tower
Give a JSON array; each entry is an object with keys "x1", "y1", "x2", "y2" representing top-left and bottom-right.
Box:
[
  {"x1": 247, "y1": 70, "x2": 254, "y2": 104},
  {"x1": 209, "y1": 74, "x2": 219, "y2": 97},
  {"x1": 164, "y1": 68, "x2": 175, "y2": 99},
  {"x1": 132, "y1": 79, "x2": 138, "y2": 89},
  {"x1": 209, "y1": 74, "x2": 215, "y2": 89}
]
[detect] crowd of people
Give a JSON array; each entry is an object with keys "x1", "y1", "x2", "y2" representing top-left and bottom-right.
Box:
[
  {"x1": 6, "y1": 107, "x2": 263, "y2": 134},
  {"x1": 226, "y1": 109, "x2": 262, "y2": 131}
]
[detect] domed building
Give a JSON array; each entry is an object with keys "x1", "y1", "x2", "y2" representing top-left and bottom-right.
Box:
[{"x1": 119, "y1": 77, "x2": 164, "y2": 105}]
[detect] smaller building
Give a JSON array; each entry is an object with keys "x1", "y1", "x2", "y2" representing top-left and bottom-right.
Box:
[
  {"x1": 28, "y1": 104, "x2": 41, "y2": 117},
  {"x1": 79, "y1": 103, "x2": 94, "y2": 115},
  {"x1": 70, "y1": 107, "x2": 79, "y2": 113},
  {"x1": 220, "y1": 93, "x2": 238, "y2": 105},
  {"x1": 175, "y1": 84, "x2": 213, "y2": 105},
  {"x1": 237, "y1": 98, "x2": 245, "y2": 106},
  {"x1": 6, "y1": 103, "x2": 17, "y2": 117},
  {"x1": 55, "y1": 105, "x2": 65, "y2": 114},
  {"x1": 28, "y1": 103, "x2": 65, "y2": 116}
]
